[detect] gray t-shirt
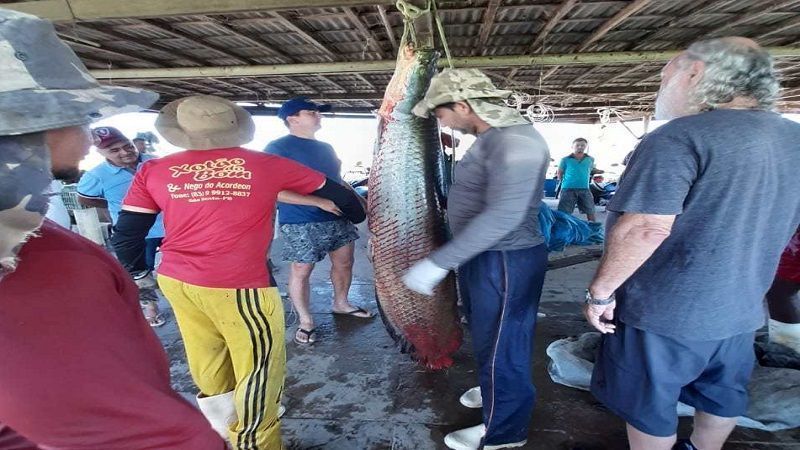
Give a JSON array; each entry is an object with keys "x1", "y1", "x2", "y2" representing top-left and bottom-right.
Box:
[
  {"x1": 430, "y1": 124, "x2": 550, "y2": 270},
  {"x1": 608, "y1": 109, "x2": 800, "y2": 340}
]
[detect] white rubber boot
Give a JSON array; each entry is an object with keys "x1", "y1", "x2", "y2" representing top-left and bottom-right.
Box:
[
  {"x1": 769, "y1": 319, "x2": 800, "y2": 354},
  {"x1": 196, "y1": 391, "x2": 237, "y2": 440},
  {"x1": 443, "y1": 424, "x2": 527, "y2": 450},
  {"x1": 444, "y1": 424, "x2": 485, "y2": 450},
  {"x1": 459, "y1": 386, "x2": 482, "y2": 408}
]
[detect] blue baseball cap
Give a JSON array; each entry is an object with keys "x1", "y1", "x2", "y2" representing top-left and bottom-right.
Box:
[{"x1": 277, "y1": 97, "x2": 332, "y2": 120}]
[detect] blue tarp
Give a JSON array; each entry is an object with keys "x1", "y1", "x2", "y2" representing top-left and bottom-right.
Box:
[{"x1": 539, "y1": 203, "x2": 604, "y2": 251}]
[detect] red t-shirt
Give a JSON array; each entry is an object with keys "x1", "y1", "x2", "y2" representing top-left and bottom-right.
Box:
[
  {"x1": 0, "y1": 221, "x2": 224, "y2": 450},
  {"x1": 777, "y1": 228, "x2": 800, "y2": 283},
  {"x1": 124, "y1": 147, "x2": 325, "y2": 288}
]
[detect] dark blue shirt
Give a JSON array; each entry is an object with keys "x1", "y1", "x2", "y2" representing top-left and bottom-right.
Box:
[
  {"x1": 265, "y1": 134, "x2": 343, "y2": 224},
  {"x1": 607, "y1": 109, "x2": 800, "y2": 340}
]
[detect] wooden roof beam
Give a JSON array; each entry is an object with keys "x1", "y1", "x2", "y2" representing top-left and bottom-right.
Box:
[
  {"x1": 576, "y1": 0, "x2": 653, "y2": 52},
  {"x1": 476, "y1": 0, "x2": 501, "y2": 56},
  {"x1": 754, "y1": 15, "x2": 800, "y2": 41},
  {"x1": 591, "y1": 62, "x2": 650, "y2": 90},
  {"x1": 74, "y1": 23, "x2": 207, "y2": 67},
  {"x1": 269, "y1": 12, "x2": 339, "y2": 61},
  {"x1": 704, "y1": 0, "x2": 800, "y2": 38},
  {"x1": 64, "y1": 40, "x2": 160, "y2": 67},
  {"x1": 526, "y1": 0, "x2": 579, "y2": 54},
  {"x1": 343, "y1": 7, "x2": 387, "y2": 59},
  {"x1": 630, "y1": 0, "x2": 731, "y2": 50},
  {"x1": 2, "y1": 0, "x2": 395, "y2": 22},
  {"x1": 87, "y1": 47, "x2": 800, "y2": 80},
  {"x1": 198, "y1": 16, "x2": 297, "y2": 63},
  {"x1": 376, "y1": 5, "x2": 398, "y2": 53},
  {"x1": 136, "y1": 19, "x2": 253, "y2": 65},
  {"x1": 565, "y1": 65, "x2": 606, "y2": 87}
]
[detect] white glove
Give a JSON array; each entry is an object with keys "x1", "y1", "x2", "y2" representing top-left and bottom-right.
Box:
[{"x1": 402, "y1": 258, "x2": 449, "y2": 296}]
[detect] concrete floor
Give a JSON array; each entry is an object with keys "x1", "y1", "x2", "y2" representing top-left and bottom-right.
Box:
[{"x1": 152, "y1": 213, "x2": 800, "y2": 449}]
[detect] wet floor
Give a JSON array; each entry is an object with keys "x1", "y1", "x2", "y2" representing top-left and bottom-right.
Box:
[{"x1": 152, "y1": 223, "x2": 800, "y2": 449}]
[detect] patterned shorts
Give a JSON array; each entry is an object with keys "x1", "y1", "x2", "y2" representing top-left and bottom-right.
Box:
[{"x1": 280, "y1": 219, "x2": 359, "y2": 264}]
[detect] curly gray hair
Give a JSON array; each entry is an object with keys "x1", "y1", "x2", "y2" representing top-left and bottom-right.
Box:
[{"x1": 683, "y1": 38, "x2": 780, "y2": 111}]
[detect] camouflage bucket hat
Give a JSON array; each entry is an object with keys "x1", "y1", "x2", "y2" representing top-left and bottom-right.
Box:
[
  {"x1": 412, "y1": 68, "x2": 529, "y2": 127},
  {"x1": 0, "y1": 10, "x2": 158, "y2": 136}
]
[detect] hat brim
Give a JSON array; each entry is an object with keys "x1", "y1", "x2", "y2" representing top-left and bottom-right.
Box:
[
  {"x1": 155, "y1": 97, "x2": 255, "y2": 150},
  {"x1": 317, "y1": 104, "x2": 332, "y2": 113},
  {"x1": 412, "y1": 88, "x2": 515, "y2": 119},
  {"x1": 0, "y1": 84, "x2": 157, "y2": 136}
]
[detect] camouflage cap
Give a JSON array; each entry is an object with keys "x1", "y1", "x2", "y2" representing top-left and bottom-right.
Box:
[
  {"x1": 0, "y1": 10, "x2": 158, "y2": 136},
  {"x1": 412, "y1": 68, "x2": 529, "y2": 127}
]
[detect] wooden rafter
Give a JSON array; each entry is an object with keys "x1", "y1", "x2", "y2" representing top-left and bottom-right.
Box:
[
  {"x1": 566, "y1": 65, "x2": 605, "y2": 87},
  {"x1": 754, "y1": 15, "x2": 800, "y2": 41},
  {"x1": 3, "y1": 0, "x2": 396, "y2": 22},
  {"x1": 343, "y1": 7, "x2": 387, "y2": 59},
  {"x1": 526, "y1": 0, "x2": 579, "y2": 54},
  {"x1": 353, "y1": 74, "x2": 378, "y2": 91},
  {"x1": 174, "y1": 79, "x2": 237, "y2": 96},
  {"x1": 269, "y1": 12, "x2": 339, "y2": 61},
  {"x1": 75, "y1": 23, "x2": 207, "y2": 67},
  {"x1": 211, "y1": 78, "x2": 262, "y2": 96},
  {"x1": 591, "y1": 62, "x2": 650, "y2": 90},
  {"x1": 136, "y1": 19, "x2": 252, "y2": 65},
  {"x1": 376, "y1": 5, "x2": 398, "y2": 52},
  {"x1": 476, "y1": 0, "x2": 501, "y2": 56},
  {"x1": 630, "y1": 0, "x2": 729, "y2": 50},
  {"x1": 576, "y1": 0, "x2": 653, "y2": 52},
  {"x1": 199, "y1": 16, "x2": 296, "y2": 63},
  {"x1": 704, "y1": 0, "x2": 800, "y2": 38},
  {"x1": 63, "y1": 39, "x2": 158, "y2": 67}
]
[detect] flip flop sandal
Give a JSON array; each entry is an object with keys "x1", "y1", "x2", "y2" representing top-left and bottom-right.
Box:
[
  {"x1": 147, "y1": 314, "x2": 166, "y2": 328},
  {"x1": 332, "y1": 307, "x2": 374, "y2": 319},
  {"x1": 294, "y1": 327, "x2": 317, "y2": 345}
]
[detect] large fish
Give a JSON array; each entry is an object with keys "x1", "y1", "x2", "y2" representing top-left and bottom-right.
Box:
[{"x1": 368, "y1": 44, "x2": 462, "y2": 369}]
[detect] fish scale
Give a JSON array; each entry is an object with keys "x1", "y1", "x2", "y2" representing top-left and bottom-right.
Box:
[{"x1": 367, "y1": 44, "x2": 462, "y2": 369}]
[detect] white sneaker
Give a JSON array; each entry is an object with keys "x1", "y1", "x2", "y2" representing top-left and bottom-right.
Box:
[
  {"x1": 459, "y1": 386, "x2": 482, "y2": 408},
  {"x1": 443, "y1": 424, "x2": 527, "y2": 450},
  {"x1": 444, "y1": 424, "x2": 485, "y2": 449},
  {"x1": 484, "y1": 440, "x2": 527, "y2": 449}
]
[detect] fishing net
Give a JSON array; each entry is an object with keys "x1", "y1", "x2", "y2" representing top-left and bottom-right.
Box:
[{"x1": 538, "y1": 203, "x2": 604, "y2": 251}]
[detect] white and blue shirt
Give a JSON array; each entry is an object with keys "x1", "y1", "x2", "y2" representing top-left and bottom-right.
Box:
[{"x1": 77, "y1": 155, "x2": 165, "y2": 239}]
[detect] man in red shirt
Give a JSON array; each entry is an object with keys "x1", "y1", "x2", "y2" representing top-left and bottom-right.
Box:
[
  {"x1": 111, "y1": 95, "x2": 366, "y2": 449},
  {"x1": 767, "y1": 227, "x2": 800, "y2": 353},
  {"x1": 0, "y1": 10, "x2": 226, "y2": 450}
]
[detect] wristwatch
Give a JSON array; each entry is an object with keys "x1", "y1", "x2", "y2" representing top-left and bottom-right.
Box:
[{"x1": 585, "y1": 290, "x2": 615, "y2": 306}]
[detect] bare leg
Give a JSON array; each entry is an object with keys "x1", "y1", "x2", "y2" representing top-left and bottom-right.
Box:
[
  {"x1": 328, "y1": 242, "x2": 362, "y2": 313},
  {"x1": 690, "y1": 411, "x2": 738, "y2": 450},
  {"x1": 288, "y1": 262, "x2": 315, "y2": 334},
  {"x1": 626, "y1": 423, "x2": 675, "y2": 450}
]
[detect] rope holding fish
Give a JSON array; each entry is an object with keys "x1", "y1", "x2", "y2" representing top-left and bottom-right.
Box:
[
  {"x1": 395, "y1": 0, "x2": 428, "y2": 48},
  {"x1": 395, "y1": 0, "x2": 454, "y2": 69}
]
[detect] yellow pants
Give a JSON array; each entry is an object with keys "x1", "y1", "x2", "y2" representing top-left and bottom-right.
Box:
[{"x1": 158, "y1": 275, "x2": 285, "y2": 450}]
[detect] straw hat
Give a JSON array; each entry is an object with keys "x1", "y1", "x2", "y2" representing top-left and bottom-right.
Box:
[{"x1": 155, "y1": 95, "x2": 255, "y2": 150}]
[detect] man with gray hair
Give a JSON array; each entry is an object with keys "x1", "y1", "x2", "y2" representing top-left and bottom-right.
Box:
[
  {"x1": 583, "y1": 37, "x2": 800, "y2": 450},
  {"x1": 0, "y1": 10, "x2": 225, "y2": 449}
]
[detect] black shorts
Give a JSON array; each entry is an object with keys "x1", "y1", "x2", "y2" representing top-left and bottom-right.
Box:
[{"x1": 590, "y1": 320, "x2": 755, "y2": 437}]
